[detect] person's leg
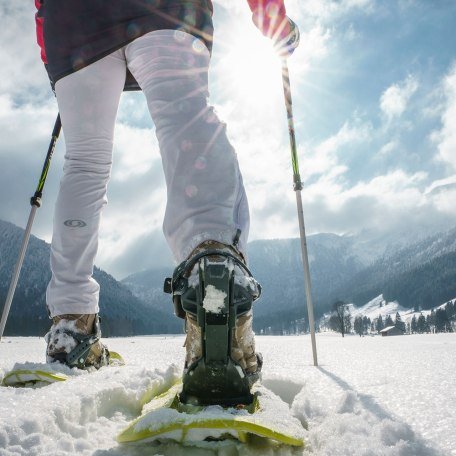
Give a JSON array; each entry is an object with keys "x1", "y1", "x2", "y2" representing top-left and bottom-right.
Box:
[
  {"x1": 46, "y1": 51, "x2": 126, "y2": 318},
  {"x1": 125, "y1": 30, "x2": 250, "y2": 263},
  {"x1": 126, "y1": 31, "x2": 260, "y2": 403}
]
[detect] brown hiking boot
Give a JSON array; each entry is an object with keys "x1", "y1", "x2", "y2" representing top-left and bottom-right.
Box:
[
  {"x1": 185, "y1": 309, "x2": 260, "y2": 375},
  {"x1": 183, "y1": 240, "x2": 262, "y2": 382},
  {"x1": 45, "y1": 314, "x2": 109, "y2": 369}
]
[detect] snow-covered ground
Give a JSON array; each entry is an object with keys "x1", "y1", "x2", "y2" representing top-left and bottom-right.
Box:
[{"x1": 0, "y1": 332, "x2": 455, "y2": 455}]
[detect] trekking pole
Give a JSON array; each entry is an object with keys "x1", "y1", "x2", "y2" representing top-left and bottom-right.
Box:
[
  {"x1": 0, "y1": 114, "x2": 62, "y2": 340},
  {"x1": 281, "y1": 60, "x2": 318, "y2": 366}
]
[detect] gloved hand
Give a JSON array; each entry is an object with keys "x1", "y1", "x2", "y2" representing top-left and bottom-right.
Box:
[
  {"x1": 276, "y1": 17, "x2": 300, "y2": 57},
  {"x1": 247, "y1": 0, "x2": 300, "y2": 57}
]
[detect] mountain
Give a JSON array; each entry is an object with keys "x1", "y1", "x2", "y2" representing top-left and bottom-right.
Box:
[
  {"x1": 319, "y1": 294, "x2": 407, "y2": 327},
  {"x1": 121, "y1": 233, "x2": 376, "y2": 334},
  {"x1": 122, "y1": 227, "x2": 456, "y2": 335},
  {"x1": 0, "y1": 220, "x2": 181, "y2": 336},
  {"x1": 121, "y1": 233, "x2": 371, "y2": 333},
  {"x1": 247, "y1": 235, "x2": 366, "y2": 325},
  {"x1": 346, "y1": 294, "x2": 407, "y2": 322},
  {"x1": 121, "y1": 268, "x2": 173, "y2": 316},
  {"x1": 5, "y1": 215, "x2": 453, "y2": 337},
  {"x1": 329, "y1": 227, "x2": 456, "y2": 310}
]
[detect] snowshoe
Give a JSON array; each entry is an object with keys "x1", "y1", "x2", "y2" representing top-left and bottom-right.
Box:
[
  {"x1": 2, "y1": 351, "x2": 124, "y2": 388},
  {"x1": 117, "y1": 380, "x2": 305, "y2": 446},
  {"x1": 2, "y1": 314, "x2": 124, "y2": 388}
]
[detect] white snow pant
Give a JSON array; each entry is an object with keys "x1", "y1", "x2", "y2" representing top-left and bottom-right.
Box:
[{"x1": 47, "y1": 30, "x2": 250, "y2": 317}]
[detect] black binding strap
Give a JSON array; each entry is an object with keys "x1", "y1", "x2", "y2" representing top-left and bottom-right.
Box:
[
  {"x1": 55, "y1": 318, "x2": 104, "y2": 368},
  {"x1": 165, "y1": 249, "x2": 257, "y2": 296}
]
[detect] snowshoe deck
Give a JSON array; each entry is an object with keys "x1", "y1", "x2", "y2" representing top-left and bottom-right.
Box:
[
  {"x1": 2, "y1": 369, "x2": 69, "y2": 387},
  {"x1": 117, "y1": 382, "x2": 305, "y2": 447},
  {"x1": 2, "y1": 351, "x2": 124, "y2": 387}
]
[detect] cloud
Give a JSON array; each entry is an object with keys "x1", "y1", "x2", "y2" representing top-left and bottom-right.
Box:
[
  {"x1": 378, "y1": 140, "x2": 399, "y2": 156},
  {"x1": 423, "y1": 174, "x2": 456, "y2": 217},
  {"x1": 432, "y1": 62, "x2": 456, "y2": 171},
  {"x1": 91, "y1": 106, "x2": 169, "y2": 276},
  {"x1": 425, "y1": 175, "x2": 456, "y2": 196},
  {"x1": 107, "y1": 228, "x2": 173, "y2": 279},
  {"x1": 0, "y1": 3, "x2": 49, "y2": 97},
  {"x1": 302, "y1": 169, "x2": 433, "y2": 235},
  {"x1": 302, "y1": 118, "x2": 373, "y2": 179},
  {"x1": 380, "y1": 75, "x2": 419, "y2": 121},
  {"x1": 111, "y1": 123, "x2": 159, "y2": 182},
  {"x1": 300, "y1": 0, "x2": 376, "y2": 21}
]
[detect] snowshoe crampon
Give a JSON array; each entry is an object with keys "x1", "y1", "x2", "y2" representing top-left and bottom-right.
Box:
[{"x1": 117, "y1": 381, "x2": 305, "y2": 447}]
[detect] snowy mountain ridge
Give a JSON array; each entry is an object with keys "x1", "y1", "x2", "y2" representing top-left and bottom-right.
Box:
[
  {"x1": 342, "y1": 293, "x2": 455, "y2": 326},
  {"x1": 327, "y1": 227, "x2": 456, "y2": 311},
  {"x1": 346, "y1": 294, "x2": 406, "y2": 322}
]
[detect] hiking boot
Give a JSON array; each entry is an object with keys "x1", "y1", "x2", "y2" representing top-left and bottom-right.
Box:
[
  {"x1": 183, "y1": 240, "x2": 263, "y2": 384},
  {"x1": 45, "y1": 314, "x2": 109, "y2": 369},
  {"x1": 185, "y1": 309, "x2": 262, "y2": 378}
]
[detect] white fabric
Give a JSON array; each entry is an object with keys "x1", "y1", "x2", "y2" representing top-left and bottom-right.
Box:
[{"x1": 47, "y1": 30, "x2": 250, "y2": 317}]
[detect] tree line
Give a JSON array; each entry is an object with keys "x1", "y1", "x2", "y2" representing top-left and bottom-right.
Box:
[{"x1": 326, "y1": 300, "x2": 456, "y2": 336}]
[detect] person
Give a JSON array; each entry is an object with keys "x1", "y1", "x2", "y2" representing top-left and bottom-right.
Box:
[{"x1": 35, "y1": 0, "x2": 299, "y2": 390}]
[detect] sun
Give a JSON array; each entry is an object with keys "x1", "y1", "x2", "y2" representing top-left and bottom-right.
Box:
[{"x1": 213, "y1": 21, "x2": 285, "y2": 109}]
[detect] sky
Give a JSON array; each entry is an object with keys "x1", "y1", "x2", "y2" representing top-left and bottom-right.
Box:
[{"x1": 1, "y1": 0, "x2": 456, "y2": 279}]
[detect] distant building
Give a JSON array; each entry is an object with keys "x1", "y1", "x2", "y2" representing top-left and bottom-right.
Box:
[{"x1": 380, "y1": 325, "x2": 405, "y2": 337}]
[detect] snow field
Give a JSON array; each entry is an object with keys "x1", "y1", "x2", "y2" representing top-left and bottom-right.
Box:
[
  {"x1": 261, "y1": 333, "x2": 454, "y2": 455},
  {"x1": 0, "y1": 337, "x2": 180, "y2": 456},
  {"x1": 1, "y1": 333, "x2": 455, "y2": 455}
]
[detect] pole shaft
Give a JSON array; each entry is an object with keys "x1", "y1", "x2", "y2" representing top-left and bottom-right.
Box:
[
  {"x1": 295, "y1": 190, "x2": 318, "y2": 366},
  {"x1": 281, "y1": 61, "x2": 318, "y2": 366},
  {"x1": 0, "y1": 207, "x2": 38, "y2": 339},
  {"x1": 0, "y1": 114, "x2": 61, "y2": 340}
]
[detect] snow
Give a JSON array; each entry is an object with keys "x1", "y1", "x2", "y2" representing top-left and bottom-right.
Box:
[
  {"x1": 346, "y1": 294, "x2": 408, "y2": 322},
  {"x1": 379, "y1": 325, "x2": 397, "y2": 333},
  {"x1": 203, "y1": 285, "x2": 227, "y2": 313},
  {"x1": 43, "y1": 319, "x2": 79, "y2": 361},
  {"x1": 0, "y1": 333, "x2": 455, "y2": 455}
]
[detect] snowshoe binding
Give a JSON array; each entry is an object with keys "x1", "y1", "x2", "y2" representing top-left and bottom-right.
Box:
[
  {"x1": 164, "y1": 236, "x2": 262, "y2": 407},
  {"x1": 45, "y1": 314, "x2": 110, "y2": 369}
]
